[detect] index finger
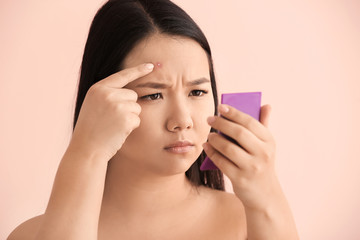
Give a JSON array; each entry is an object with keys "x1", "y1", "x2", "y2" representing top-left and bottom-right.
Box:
[
  {"x1": 100, "y1": 63, "x2": 154, "y2": 88},
  {"x1": 218, "y1": 104, "x2": 272, "y2": 142}
]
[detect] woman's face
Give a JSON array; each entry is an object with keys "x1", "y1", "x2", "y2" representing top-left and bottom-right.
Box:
[{"x1": 116, "y1": 34, "x2": 214, "y2": 176}]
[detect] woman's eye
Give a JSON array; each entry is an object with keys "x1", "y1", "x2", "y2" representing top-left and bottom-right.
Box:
[
  {"x1": 189, "y1": 90, "x2": 208, "y2": 97},
  {"x1": 140, "y1": 93, "x2": 163, "y2": 101}
]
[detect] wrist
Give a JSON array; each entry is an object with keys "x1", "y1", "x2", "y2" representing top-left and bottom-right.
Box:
[
  {"x1": 243, "y1": 195, "x2": 299, "y2": 240},
  {"x1": 66, "y1": 138, "x2": 112, "y2": 165},
  {"x1": 236, "y1": 174, "x2": 285, "y2": 211}
]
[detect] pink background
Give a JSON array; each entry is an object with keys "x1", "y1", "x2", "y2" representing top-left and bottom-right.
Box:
[{"x1": 1, "y1": 0, "x2": 359, "y2": 239}]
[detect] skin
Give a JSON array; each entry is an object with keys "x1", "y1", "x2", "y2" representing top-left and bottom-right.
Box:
[
  {"x1": 110, "y1": 34, "x2": 214, "y2": 178},
  {"x1": 99, "y1": 34, "x2": 245, "y2": 239},
  {"x1": 7, "y1": 33, "x2": 299, "y2": 240}
]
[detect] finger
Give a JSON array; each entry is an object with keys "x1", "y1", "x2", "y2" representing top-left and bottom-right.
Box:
[
  {"x1": 207, "y1": 132, "x2": 252, "y2": 168},
  {"x1": 103, "y1": 88, "x2": 139, "y2": 103},
  {"x1": 260, "y1": 104, "x2": 271, "y2": 128},
  {"x1": 203, "y1": 142, "x2": 239, "y2": 178},
  {"x1": 100, "y1": 63, "x2": 154, "y2": 88},
  {"x1": 121, "y1": 89, "x2": 138, "y2": 102},
  {"x1": 218, "y1": 104, "x2": 272, "y2": 142},
  {"x1": 207, "y1": 116, "x2": 263, "y2": 154},
  {"x1": 121, "y1": 101, "x2": 142, "y2": 115},
  {"x1": 123, "y1": 113, "x2": 141, "y2": 134}
]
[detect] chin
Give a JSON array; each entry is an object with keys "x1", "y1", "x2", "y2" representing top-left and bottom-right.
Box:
[{"x1": 152, "y1": 154, "x2": 198, "y2": 176}]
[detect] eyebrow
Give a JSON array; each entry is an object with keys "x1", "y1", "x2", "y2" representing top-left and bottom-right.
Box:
[{"x1": 135, "y1": 77, "x2": 210, "y2": 89}]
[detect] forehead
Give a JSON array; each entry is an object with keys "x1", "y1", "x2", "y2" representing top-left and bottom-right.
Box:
[{"x1": 122, "y1": 34, "x2": 209, "y2": 75}]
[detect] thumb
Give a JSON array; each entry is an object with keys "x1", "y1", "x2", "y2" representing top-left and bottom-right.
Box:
[{"x1": 260, "y1": 104, "x2": 271, "y2": 128}]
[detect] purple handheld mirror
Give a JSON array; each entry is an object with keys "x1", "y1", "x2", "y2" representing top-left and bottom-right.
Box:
[{"x1": 200, "y1": 92, "x2": 262, "y2": 171}]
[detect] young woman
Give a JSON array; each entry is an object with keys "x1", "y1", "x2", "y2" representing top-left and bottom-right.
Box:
[{"x1": 8, "y1": 0, "x2": 299, "y2": 239}]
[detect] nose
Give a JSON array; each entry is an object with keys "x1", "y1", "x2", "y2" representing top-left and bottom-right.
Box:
[{"x1": 166, "y1": 100, "x2": 194, "y2": 132}]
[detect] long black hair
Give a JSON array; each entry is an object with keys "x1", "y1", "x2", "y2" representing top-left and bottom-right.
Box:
[{"x1": 73, "y1": 0, "x2": 224, "y2": 190}]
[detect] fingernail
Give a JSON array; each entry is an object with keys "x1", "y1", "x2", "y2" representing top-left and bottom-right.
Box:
[
  {"x1": 219, "y1": 104, "x2": 229, "y2": 113},
  {"x1": 144, "y1": 63, "x2": 154, "y2": 70},
  {"x1": 207, "y1": 116, "x2": 215, "y2": 124}
]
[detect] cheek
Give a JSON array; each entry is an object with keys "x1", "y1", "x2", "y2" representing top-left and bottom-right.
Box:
[
  {"x1": 194, "y1": 97, "x2": 215, "y2": 136},
  {"x1": 132, "y1": 106, "x2": 163, "y2": 136},
  {"x1": 200, "y1": 94, "x2": 215, "y2": 118}
]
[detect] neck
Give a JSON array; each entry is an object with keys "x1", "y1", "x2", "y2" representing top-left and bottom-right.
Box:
[{"x1": 101, "y1": 156, "x2": 199, "y2": 221}]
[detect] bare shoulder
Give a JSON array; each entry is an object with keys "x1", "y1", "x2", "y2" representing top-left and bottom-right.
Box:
[
  {"x1": 210, "y1": 188, "x2": 247, "y2": 224},
  {"x1": 199, "y1": 186, "x2": 247, "y2": 239},
  {"x1": 7, "y1": 214, "x2": 44, "y2": 240}
]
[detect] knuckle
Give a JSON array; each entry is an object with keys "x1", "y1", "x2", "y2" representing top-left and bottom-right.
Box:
[
  {"x1": 89, "y1": 85, "x2": 111, "y2": 102},
  {"x1": 128, "y1": 90, "x2": 138, "y2": 101},
  {"x1": 134, "y1": 103, "x2": 142, "y2": 114},
  {"x1": 123, "y1": 128, "x2": 132, "y2": 137},
  {"x1": 234, "y1": 127, "x2": 245, "y2": 140},
  {"x1": 223, "y1": 143, "x2": 235, "y2": 156},
  {"x1": 103, "y1": 91, "x2": 116, "y2": 103},
  {"x1": 259, "y1": 147, "x2": 274, "y2": 162},
  {"x1": 122, "y1": 115, "x2": 138, "y2": 135},
  {"x1": 129, "y1": 114, "x2": 140, "y2": 127},
  {"x1": 123, "y1": 113, "x2": 134, "y2": 124},
  {"x1": 120, "y1": 88, "x2": 138, "y2": 101},
  {"x1": 244, "y1": 116, "x2": 254, "y2": 128},
  {"x1": 127, "y1": 102, "x2": 141, "y2": 115},
  {"x1": 207, "y1": 148, "x2": 217, "y2": 160},
  {"x1": 132, "y1": 115, "x2": 141, "y2": 127},
  {"x1": 113, "y1": 102, "x2": 125, "y2": 113},
  {"x1": 135, "y1": 119, "x2": 141, "y2": 128},
  {"x1": 237, "y1": 176, "x2": 248, "y2": 189},
  {"x1": 250, "y1": 163, "x2": 263, "y2": 174},
  {"x1": 206, "y1": 147, "x2": 215, "y2": 159},
  {"x1": 212, "y1": 153, "x2": 222, "y2": 166}
]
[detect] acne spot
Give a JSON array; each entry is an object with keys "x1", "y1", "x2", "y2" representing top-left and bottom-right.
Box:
[{"x1": 155, "y1": 62, "x2": 162, "y2": 68}]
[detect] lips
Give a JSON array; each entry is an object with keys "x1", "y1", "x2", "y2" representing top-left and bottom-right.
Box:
[{"x1": 164, "y1": 140, "x2": 195, "y2": 154}]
